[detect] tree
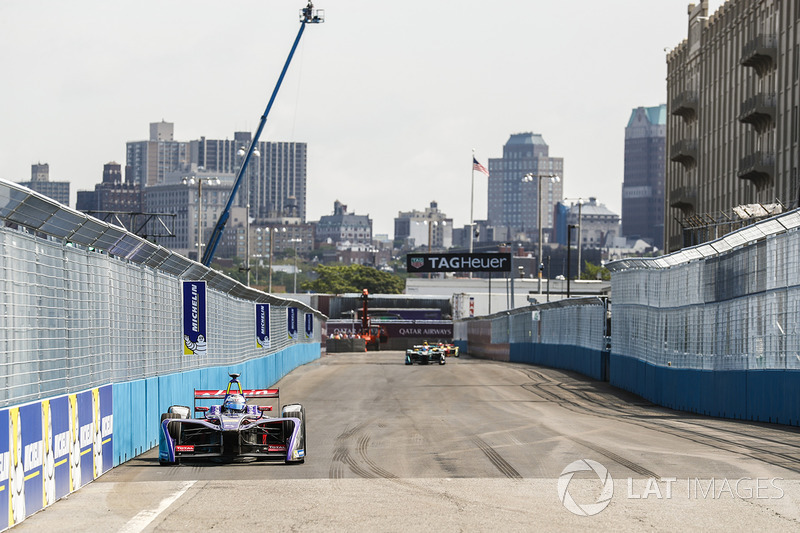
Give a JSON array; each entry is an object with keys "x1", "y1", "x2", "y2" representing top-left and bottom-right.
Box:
[
  {"x1": 301, "y1": 264, "x2": 405, "y2": 294},
  {"x1": 581, "y1": 261, "x2": 610, "y2": 281}
]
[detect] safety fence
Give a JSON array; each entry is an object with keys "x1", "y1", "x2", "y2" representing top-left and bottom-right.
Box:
[
  {"x1": 0, "y1": 179, "x2": 325, "y2": 529},
  {"x1": 457, "y1": 207, "x2": 800, "y2": 427},
  {"x1": 454, "y1": 297, "x2": 610, "y2": 381},
  {"x1": 608, "y1": 208, "x2": 800, "y2": 425}
]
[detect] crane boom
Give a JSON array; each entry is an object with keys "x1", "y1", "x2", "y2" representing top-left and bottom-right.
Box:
[{"x1": 202, "y1": 2, "x2": 323, "y2": 267}]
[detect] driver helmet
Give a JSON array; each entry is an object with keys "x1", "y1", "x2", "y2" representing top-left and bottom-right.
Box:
[{"x1": 223, "y1": 393, "x2": 246, "y2": 413}]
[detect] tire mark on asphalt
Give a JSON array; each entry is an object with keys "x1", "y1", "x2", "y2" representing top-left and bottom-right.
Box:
[
  {"x1": 470, "y1": 435, "x2": 522, "y2": 479},
  {"x1": 357, "y1": 434, "x2": 398, "y2": 479},
  {"x1": 518, "y1": 367, "x2": 800, "y2": 475},
  {"x1": 569, "y1": 436, "x2": 661, "y2": 479}
]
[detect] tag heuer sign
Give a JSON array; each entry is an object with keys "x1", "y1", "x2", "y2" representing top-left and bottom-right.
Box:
[{"x1": 406, "y1": 253, "x2": 512, "y2": 273}]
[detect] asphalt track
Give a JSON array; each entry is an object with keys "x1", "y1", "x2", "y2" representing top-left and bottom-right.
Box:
[{"x1": 15, "y1": 351, "x2": 800, "y2": 532}]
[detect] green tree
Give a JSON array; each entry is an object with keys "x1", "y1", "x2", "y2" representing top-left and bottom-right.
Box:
[
  {"x1": 580, "y1": 261, "x2": 611, "y2": 281},
  {"x1": 301, "y1": 264, "x2": 405, "y2": 294}
]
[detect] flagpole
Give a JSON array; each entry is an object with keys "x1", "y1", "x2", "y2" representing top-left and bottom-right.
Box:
[{"x1": 469, "y1": 149, "x2": 475, "y2": 255}]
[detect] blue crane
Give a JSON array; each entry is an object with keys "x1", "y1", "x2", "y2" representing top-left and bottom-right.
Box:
[{"x1": 201, "y1": 2, "x2": 324, "y2": 266}]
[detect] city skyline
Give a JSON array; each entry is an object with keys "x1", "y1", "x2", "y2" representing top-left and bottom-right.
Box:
[{"x1": 0, "y1": 1, "x2": 725, "y2": 237}]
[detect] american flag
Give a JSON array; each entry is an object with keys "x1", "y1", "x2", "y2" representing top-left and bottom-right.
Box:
[{"x1": 473, "y1": 157, "x2": 489, "y2": 176}]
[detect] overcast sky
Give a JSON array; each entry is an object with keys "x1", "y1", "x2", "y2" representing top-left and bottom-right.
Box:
[{"x1": 0, "y1": 1, "x2": 724, "y2": 237}]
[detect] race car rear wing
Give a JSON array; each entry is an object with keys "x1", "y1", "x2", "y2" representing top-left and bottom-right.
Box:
[
  {"x1": 193, "y1": 388, "x2": 280, "y2": 414},
  {"x1": 194, "y1": 389, "x2": 280, "y2": 399}
]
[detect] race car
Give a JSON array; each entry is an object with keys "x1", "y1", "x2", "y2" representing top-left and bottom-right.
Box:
[
  {"x1": 158, "y1": 373, "x2": 305, "y2": 465},
  {"x1": 437, "y1": 342, "x2": 459, "y2": 357},
  {"x1": 405, "y1": 342, "x2": 446, "y2": 365}
]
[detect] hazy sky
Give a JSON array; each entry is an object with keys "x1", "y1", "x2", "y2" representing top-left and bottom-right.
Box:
[{"x1": 0, "y1": 1, "x2": 724, "y2": 237}]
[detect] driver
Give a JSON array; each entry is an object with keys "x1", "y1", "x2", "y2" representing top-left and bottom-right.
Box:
[{"x1": 222, "y1": 393, "x2": 246, "y2": 414}]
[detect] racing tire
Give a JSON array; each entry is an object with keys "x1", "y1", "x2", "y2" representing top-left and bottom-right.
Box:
[
  {"x1": 159, "y1": 413, "x2": 182, "y2": 466},
  {"x1": 439, "y1": 354, "x2": 446, "y2": 365},
  {"x1": 405, "y1": 354, "x2": 412, "y2": 365}
]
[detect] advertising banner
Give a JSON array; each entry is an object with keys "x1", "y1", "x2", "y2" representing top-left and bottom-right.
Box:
[
  {"x1": 2, "y1": 384, "x2": 112, "y2": 529},
  {"x1": 287, "y1": 307, "x2": 298, "y2": 340},
  {"x1": 182, "y1": 281, "x2": 207, "y2": 356},
  {"x1": 256, "y1": 303, "x2": 270, "y2": 348},
  {"x1": 406, "y1": 252, "x2": 512, "y2": 273},
  {"x1": 304, "y1": 313, "x2": 314, "y2": 339},
  {"x1": 326, "y1": 321, "x2": 453, "y2": 339}
]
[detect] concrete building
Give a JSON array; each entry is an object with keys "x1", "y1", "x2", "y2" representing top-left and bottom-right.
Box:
[
  {"x1": 143, "y1": 169, "x2": 235, "y2": 260},
  {"x1": 665, "y1": 0, "x2": 800, "y2": 252},
  {"x1": 622, "y1": 105, "x2": 666, "y2": 251},
  {"x1": 76, "y1": 162, "x2": 142, "y2": 214},
  {"x1": 566, "y1": 198, "x2": 621, "y2": 249},
  {"x1": 315, "y1": 200, "x2": 372, "y2": 246},
  {"x1": 487, "y1": 133, "x2": 564, "y2": 244},
  {"x1": 126, "y1": 121, "x2": 190, "y2": 187},
  {"x1": 191, "y1": 133, "x2": 308, "y2": 222},
  {"x1": 18, "y1": 163, "x2": 70, "y2": 206},
  {"x1": 394, "y1": 201, "x2": 453, "y2": 250}
]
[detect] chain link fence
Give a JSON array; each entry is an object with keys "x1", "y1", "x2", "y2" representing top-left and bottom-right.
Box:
[
  {"x1": 0, "y1": 179, "x2": 324, "y2": 408},
  {"x1": 609, "y1": 210, "x2": 800, "y2": 371}
]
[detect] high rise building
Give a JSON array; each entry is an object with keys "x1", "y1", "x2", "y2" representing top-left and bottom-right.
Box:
[
  {"x1": 18, "y1": 163, "x2": 70, "y2": 206},
  {"x1": 665, "y1": 0, "x2": 799, "y2": 253},
  {"x1": 487, "y1": 133, "x2": 564, "y2": 243},
  {"x1": 126, "y1": 121, "x2": 190, "y2": 187},
  {"x1": 622, "y1": 105, "x2": 666, "y2": 251},
  {"x1": 191, "y1": 133, "x2": 308, "y2": 223}
]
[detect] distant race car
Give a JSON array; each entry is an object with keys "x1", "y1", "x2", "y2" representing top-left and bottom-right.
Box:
[
  {"x1": 405, "y1": 343, "x2": 446, "y2": 365},
  {"x1": 437, "y1": 342, "x2": 459, "y2": 357},
  {"x1": 158, "y1": 373, "x2": 306, "y2": 465}
]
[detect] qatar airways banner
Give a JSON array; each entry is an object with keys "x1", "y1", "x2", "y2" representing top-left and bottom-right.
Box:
[
  {"x1": 182, "y1": 281, "x2": 207, "y2": 356},
  {"x1": 406, "y1": 253, "x2": 512, "y2": 273},
  {"x1": 326, "y1": 321, "x2": 453, "y2": 339}
]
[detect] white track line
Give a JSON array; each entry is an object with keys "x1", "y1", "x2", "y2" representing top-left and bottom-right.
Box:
[{"x1": 118, "y1": 480, "x2": 196, "y2": 533}]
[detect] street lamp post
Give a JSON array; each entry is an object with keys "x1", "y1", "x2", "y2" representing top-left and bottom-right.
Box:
[
  {"x1": 237, "y1": 147, "x2": 259, "y2": 286},
  {"x1": 564, "y1": 198, "x2": 584, "y2": 279},
  {"x1": 267, "y1": 227, "x2": 285, "y2": 294},
  {"x1": 522, "y1": 173, "x2": 560, "y2": 294},
  {"x1": 290, "y1": 238, "x2": 302, "y2": 293},
  {"x1": 567, "y1": 224, "x2": 578, "y2": 298},
  {"x1": 183, "y1": 176, "x2": 220, "y2": 262}
]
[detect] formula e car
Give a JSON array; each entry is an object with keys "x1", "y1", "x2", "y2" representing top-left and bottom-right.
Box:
[
  {"x1": 437, "y1": 342, "x2": 459, "y2": 357},
  {"x1": 405, "y1": 343, "x2": 446, "y2": 365},
  {"x1": 158, "y1": 373, "x2": 305, "y2": 465}
]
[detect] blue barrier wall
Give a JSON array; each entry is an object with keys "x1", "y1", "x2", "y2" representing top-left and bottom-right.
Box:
[
  {"x1": 112, "y1": 343, "x2": 319, "y2": 467},
  {"x1": 610, "y1": 352, "x2": 800, "y2": 426},
  {"x1": 510, "y1": 343, "x2": 605, "y2": 381}
]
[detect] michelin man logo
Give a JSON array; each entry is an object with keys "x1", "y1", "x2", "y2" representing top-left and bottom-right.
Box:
[
  {"x1": 184, "y1": 334, "x2": 207, "y2": 356},
  {"x1": 42, "y1": 401, "x2": 56, "y2": 507},
  {"x1": 557, "y1": 459, "x2": 613, "y2": 516},
  {"x1": 9, "y1": 408, "x2": 25, "y2": 525},
  {"x1": 68, "y1": 395, "x2": 81, "y2": 491},
  {"x1": 92, "y1": 388, "x2": 103, "y2": 479}
]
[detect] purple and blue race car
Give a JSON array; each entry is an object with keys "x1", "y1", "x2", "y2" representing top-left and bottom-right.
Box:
[{"x1": 159, "y1": 373, "x2": 306, "y2": 465}]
